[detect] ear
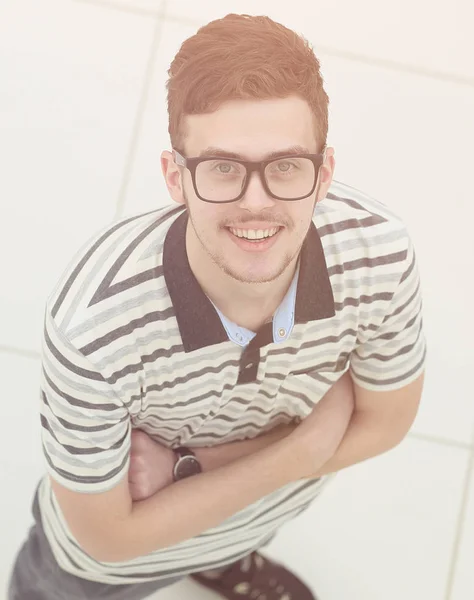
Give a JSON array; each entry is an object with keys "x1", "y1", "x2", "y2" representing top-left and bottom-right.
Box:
[
  {"x1": 316, "y1": 146, "x2": 336, "y2": 202},
  {"x1": 161, "y1": 150, "x2": 186, "y2": 205}
]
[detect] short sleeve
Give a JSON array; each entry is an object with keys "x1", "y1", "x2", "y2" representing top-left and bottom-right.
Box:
[
  {"x1": 40, "y1": 306, "x2": 131, "y2": 494},
  {"x1": 349, "y1": 236, "x2": 427, "y2": 391}
]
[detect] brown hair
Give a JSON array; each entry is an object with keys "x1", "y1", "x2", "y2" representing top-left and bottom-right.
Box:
[{"x1": 166, "y1": 14, "x2": 329, "y2": 153}]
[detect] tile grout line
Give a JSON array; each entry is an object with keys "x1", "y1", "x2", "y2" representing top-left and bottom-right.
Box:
[
  {"x1": 313, "y1": 46, "x2": 474, "y2": 88},
  {"x1": 443, "y1": 423, "x2": 474, "y2": 599},
  {"x1": 12, "y1": 7, "x2": 474, "y2": 595},
  {"x1": 76, "y1": 0, "x2": 474, "y2": 88},
  {"x1": 74, "y1": 0, "x2": 161, "y2": 18},
  {"x1": 165, "y1": 12, "x2": 474, "y2": 88},
  {"x1": 0, "y1": 346, "x2": 40, "y2": 361},
  {"x1": 407, "y1": 432, "x2": 472, "y2": 452},
  {"x1": 113, "y1": 2, "x2": 168, "y2": 220}
]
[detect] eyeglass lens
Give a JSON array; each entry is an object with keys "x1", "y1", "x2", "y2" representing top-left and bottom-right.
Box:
[{"x1": 195, "y1": 157, "x2": 316, "y2": 201}]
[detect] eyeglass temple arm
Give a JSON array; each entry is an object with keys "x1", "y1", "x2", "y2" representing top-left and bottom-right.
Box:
[{"x1": 173, "y1": 150, "x2": 185, "y2": 167}]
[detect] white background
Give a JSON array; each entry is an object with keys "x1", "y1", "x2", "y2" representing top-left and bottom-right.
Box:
[{"x1": 1, "y1": 1, "x2": 473, "y2": 598}]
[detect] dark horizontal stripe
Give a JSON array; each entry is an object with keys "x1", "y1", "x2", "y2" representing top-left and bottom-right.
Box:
[
  {"x1": 272, "y1": 328, "x2": 357, "y2": 358},
  {"x1": 194, "y1": 479, "x2": 318, "y2": 543},
  {"x1": 372, "y1": 303, "x2": 417, "y2": 338},
  {"x1": 140, "y1": 407, "x2": 296, "y2": 441},
  {"x1": 102, "y1": 337, "x2": 186, "y2": 385},
  {"x1": 142, "y1": 334, "x2": 352, "y2": 395},
  {"x1": 280, "y1": 375, "x2": 334, "y2": 409},
  {"x1": 77, "y1": 317, "x2": 366, "y2": 392},
  {"x1": 371, "y1": 312, "x2": 419, "y2": 342},
  {"x1": 138, "y1": 419, "x2": 196, "y2": 443},
  {"x1": 77, "y1": 294, "x2": 395, "y2": 381},
  {"x1": 141, "y1": 359, "x2": 313, "y2": 407},
  {"x1": 71, "y1": 483, "x2": 323, "y2": 578},
  {"x1": 49, "y1": 469, "x2": 322, "y2": 578},
  {"x1": 42, "y1": 365, "x2": 120, "y2": 412},
  {"x1": 44, "y1": 325, "x2": 105, "y2": 382},
  {"x1": 50, "y1": 479, "x2": 312, "y2": 576},
  {"x1": 185, "y1": 417, "x2": 296, "y2": 443},
  {"x1": 334, "y1": 290, "x2": 394, "y2": 310},
  {"x1": 326, "y1": 192, "x2": 390, "y2": 220},
  {"x1": 83, "y1": 272, "x2": 402, "y2": 363},
  {"x1": 209, "y1": 405, "x2": 274, "y2": 422},
  {"x1": 144, "y1": 410, "x2": 297, "y2": 444},
  {"x1": 42, "y1": 391, "x2": 127, "y2": 431},
  {"x1": 106, "y1": 490, "x2": 319, "y2": 577},
  {"x1": 43, "y1": 442, "x2": 129, "y2": 484},
  {"x1": 328, "y1": 249, "x2": 408, "y2": 276},
  {"x1": 91, "y1": 264, "x2": 166, "y2": 307},
  {"x1": 399, "y1": 250, "x2": 416, "y2": 284},
  {"x1": 79, "y1": 306, "x2": 178, "y2": 357},
  {"x1": 291, "y1": 359, "x2": 341, "y2": 372},
  {"x1": 318, "y1": 213, "x2": 387, "y2": 237},
  {"x1": 288, "y1": 352, "x2": 350, "y2": 376},
  {"x1": 353, "y1": 345, "x2": 426, "y2": 387},
  {"x1": 89, "y1": 207, "x2": 185, "y2": 307},
  {"x1": 143, "y1": 378, "x2": 237, "y2": 409},
  {"x1": 359, "y1": 322, "x2": 424, "y2": 363},
  {"x1": 70, "y1": 542, "x2": 260, "y2": 581},
  {"x1": 140, "y1": 405, "x2": 282, "y2": 432},
  {"x1": 41, "y1": 415, "x2": 128, "y2": 455},
  {"x1": 382, "y1": 280, "x2": 421, "y2": 324},
  {"x1": 50, "y1": 211, "x2": 157, "y2": 318},
  {"x1": 274, "y1": 385, "x2": 315, "y2": 410},
  {"x1": 251, "y1": 479, "x2": 319, "y2": 521}
]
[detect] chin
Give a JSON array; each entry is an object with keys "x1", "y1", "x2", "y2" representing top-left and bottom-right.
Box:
[{"x1": 225, "y1": 266, "x2": 284, "y2": 284}]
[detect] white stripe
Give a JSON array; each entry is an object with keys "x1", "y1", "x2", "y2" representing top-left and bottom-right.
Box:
[{"x1": 37, "y1": 181, "x2": 426, "y2": 583}]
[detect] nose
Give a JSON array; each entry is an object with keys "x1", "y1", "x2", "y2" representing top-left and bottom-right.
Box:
[{"x1": 237, "y1": 170, "x2": 276, "y2": 211}]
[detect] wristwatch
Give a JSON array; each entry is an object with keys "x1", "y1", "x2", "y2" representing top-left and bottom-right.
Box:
[{"x1": 173, "y1": 446, "x2": 202, "y2": 481}]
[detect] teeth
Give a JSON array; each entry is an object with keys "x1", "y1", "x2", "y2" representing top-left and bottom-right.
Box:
[{"x1": 229, "y1": 227, "x2": 279, "y2": 240}]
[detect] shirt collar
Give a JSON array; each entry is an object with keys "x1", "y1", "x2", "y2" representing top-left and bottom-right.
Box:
[
  {"x1": 163, "y1": 209, "x2": 335, "y2": 352},
  {"x1": 208, "y1": 259, "x2": 300, "y2": 346}
]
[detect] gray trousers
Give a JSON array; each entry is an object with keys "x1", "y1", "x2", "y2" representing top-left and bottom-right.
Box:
[
  {"x1": 8, "y1": 482, "x2": 276, "y2": 599},
  {"x1": 7, "y1": 482, "x2": 186, "y2": 600}
]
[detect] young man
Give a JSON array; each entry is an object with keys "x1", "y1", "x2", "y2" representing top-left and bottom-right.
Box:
[{"x1": 8, "y1": 13, "x2": 426, "y2": 600}]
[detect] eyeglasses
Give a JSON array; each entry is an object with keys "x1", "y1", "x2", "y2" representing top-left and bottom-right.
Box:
[{"x1": 173, "y1": 147, "x2": 327, "y2": 203}]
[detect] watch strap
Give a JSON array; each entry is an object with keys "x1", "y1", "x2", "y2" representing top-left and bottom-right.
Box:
[{"x1": 174, "y1": 446, "x2": 196, "y2": 459}]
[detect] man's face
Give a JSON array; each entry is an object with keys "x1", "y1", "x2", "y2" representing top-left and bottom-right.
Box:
[{"x1": 162, "y1": 95, "x2": 334, "y2": 285}]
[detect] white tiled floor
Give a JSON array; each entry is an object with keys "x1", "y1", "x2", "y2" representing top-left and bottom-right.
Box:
[
  {"x1": 168, "y1": 0, "x2": 474, "y2": 81},
  {"x1": 1, "y1": 1, "x2": 473, "y2": 599}
]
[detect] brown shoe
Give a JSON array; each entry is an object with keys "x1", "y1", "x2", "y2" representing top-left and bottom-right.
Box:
[{"x1": 190, "y1": 551, "x2": 318, "y2": 599}]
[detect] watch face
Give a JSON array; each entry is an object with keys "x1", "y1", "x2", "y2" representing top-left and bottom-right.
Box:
[{"x1": 176, "y1": 456, "x2": 202, "y2": 479}]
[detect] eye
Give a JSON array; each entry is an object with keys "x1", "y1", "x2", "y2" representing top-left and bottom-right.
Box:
[
  {"x1": 217, "y1": 163, "x2": 232, "y2": 173},
  {"x1": 213, "y1": 161, "x2": 238, "y2": 174},
  {"x1": 269, "y1": 160, "x2": 298, "y2": 174}
]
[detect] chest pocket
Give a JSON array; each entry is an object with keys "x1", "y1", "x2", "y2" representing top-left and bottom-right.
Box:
[
  {"x1": 279, "y1": 352, "x2": 350, "y2": 420},
  {"x1": 289, "y1": 351, "x2": 350, "y2": 377}
]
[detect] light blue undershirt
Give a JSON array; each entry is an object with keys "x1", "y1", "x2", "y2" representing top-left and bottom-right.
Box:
[{"x1": 208, "y1": 259, "x2": 301, "y2": 347}]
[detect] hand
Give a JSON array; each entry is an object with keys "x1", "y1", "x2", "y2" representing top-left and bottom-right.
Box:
[
  {"x1": 128, "y1": 429, "x2": 176, "y2": 502},
  {"x1": 287, "y1": 370, "x2": 356, "y2": 477}
]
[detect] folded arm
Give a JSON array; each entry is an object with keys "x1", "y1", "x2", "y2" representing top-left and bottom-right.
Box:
[
  {"x1": 50, "y1": 373, "x2": 354, "y2": 563},
  {"x1": 52, "y1": 369, "x2": 424, "y2": 563}
]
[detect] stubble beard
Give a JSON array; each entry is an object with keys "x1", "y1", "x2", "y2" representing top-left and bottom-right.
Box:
[{"x1": 184, "y1": 188, "x2": 319, "y2": 284}]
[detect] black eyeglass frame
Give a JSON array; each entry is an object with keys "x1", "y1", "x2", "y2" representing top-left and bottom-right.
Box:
[{"x1": 172, "y1": 147, "x2": 327, "y2": 203}]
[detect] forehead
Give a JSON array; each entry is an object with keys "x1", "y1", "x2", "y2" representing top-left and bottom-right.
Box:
[{"x1": 183, "y1": 96, "x2": 318, "y2": 159}]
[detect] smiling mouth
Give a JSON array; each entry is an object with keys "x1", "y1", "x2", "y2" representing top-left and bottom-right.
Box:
[{"x1": 225, "y1": 226, "x2": 284, "y2": 241}]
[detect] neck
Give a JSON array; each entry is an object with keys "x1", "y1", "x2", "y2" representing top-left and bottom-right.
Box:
[{"x1": 186, "y1": 221, "x2": 297, "y2": 327}]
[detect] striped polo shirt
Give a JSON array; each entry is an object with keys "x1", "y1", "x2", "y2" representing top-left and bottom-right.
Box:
[{"x1": 38, "y1": 179, "x2": 427, "y2": 584}]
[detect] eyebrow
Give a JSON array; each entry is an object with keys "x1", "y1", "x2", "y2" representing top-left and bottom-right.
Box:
[{"x1": 198, "y1": 145, "x2": 311, "y2": 161}]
